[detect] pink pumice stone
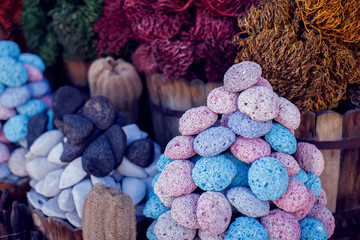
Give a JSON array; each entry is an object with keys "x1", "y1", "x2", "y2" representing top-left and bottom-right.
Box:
[
  {"x1": 179, "y1": 106, "x2": 218, "y2": 136},
  {"x1": 261, "y1": 209, "x2": 301, "y2": 240},
  {"x1": 230, "y1": 136, "x2": 271, "y2": 164},
  {"x1": 270, "y1": 152, "x2": 300, "y2": 176},
  {"x1": 207, "y1": 86, "x2": 239, "y2": 114},
  {"x1": 294, "y1": 142, "x2": 324, "y2": 176},
  {"x1": 164, "y1": 136, "x2": 196, "y2": 160},
  {"x1": 223, "y1": 61, "x2": 261, "y2": 92},
  {"x1": 274, "y1": 97, "x2": 301, "y2": 130},
  {"x1": 273, "y1": 177, "x2": 308, "y2": 212},
  {"x1": 237, "y1": 86, "x2": 280, "y2": 121},
  {"x1": 196, "y1": 191, "x2": 232, "y2": 236},
  {"x1": 154, "y1": 160, "x2": 197, "y2": 197}
]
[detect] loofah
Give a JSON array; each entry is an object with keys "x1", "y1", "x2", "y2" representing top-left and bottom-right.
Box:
[
  {"x1": 21, "y1": 0, "x2": 59, "y2": 66},
  {"x1": 49, "y1": 0, "x2": 103, "y2": 61},
  {"x1": 82, "y1": 183, "x2": 136, "y2": 240},
  {"x1": 234, "y1": 0, "x2": 360, "y2": 112}
]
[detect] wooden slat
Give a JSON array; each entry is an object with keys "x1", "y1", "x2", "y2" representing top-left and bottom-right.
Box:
[
  {"x1": 31, "y1": 208, "x2": 83, "y2": 240},
  {"x1": 337, "y1": 109, "x2": 360, "y2": 212},
  {"x1": 294, "y1": 111, "x2": 317, "y2": 140},
  {"x1": 315, "y1": 111, "x2": 343, "y2": 213}
]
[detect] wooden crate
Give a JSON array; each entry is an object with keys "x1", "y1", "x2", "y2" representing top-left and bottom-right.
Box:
[
  {"x1": 295, "y1": 109, "x2": 360, "y2": 239},
  {"x1": 146, "y1": 74, "x2": 222, "y2": 149}
]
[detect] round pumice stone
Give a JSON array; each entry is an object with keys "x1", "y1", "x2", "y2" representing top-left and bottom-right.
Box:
[
  {"x1": 230, "y1": 136, "x2": 271, "y2": 164},
  {"x1": 294, "y1": 142, "x2": 324, "y2": 176},
  {"x1": 193, "y1": 126, "x2": 235, "y2": 157},
  {"x1": 275, "y1": 97, "x2": 301, "y2": 130},
  {"x1": 156, "y1": 154, "x2": 174, "y2": 172},
  {"x1": 19, "y1": 53, "x2": 45, "y2": 72},
  {"x1": 82, "y1": 95, "x2": 116, "y2": 130},
  {"x1": 196, "y1": 191, "x2": 232, "y2": 236},
  {"x1": 154, "y1": 160, "x2": 197, "y2": 197},
  {"x1": 223, "y1": 61, "x2": 261, "y2": 92},
  {"x1": 0, "y1": 105, "x2": 16, "y2": 120},
  {"x1": 299, "y1": 217, "x2": 327, "y2": 240},
  {"x1": 315, "y1": 189, "x2": 327, "y2": 207},
  {"x1": 261, "y1": 209, "x2": 300, "y2": 240},
  {"x1": 63, "y1": 114, "x2": 93, "y2": 145},
  {"x1": 82, "y1": 134, "x2": 116, "y2": 177},
  {"x1": 0, "y1": 85, "x2": 31, "y2": 108},
  {"x1": 192, "y1": 155, "x2": 236, "y2": 191},
  {"x1": 0, "y1": 40, "x2": 21, "y2": 58},
  {"x1": 228, "y1": 111, "x2": 272, "y2": 138},
  {"x1": 265, "y1": 123, "x2": 297, "y2": 154},
  {"x1": 269, "y1": 152, "x2": 300, "y2": 176},
  {"x1": 52, "y1": 86, "x2": 85, "y2": 119},
  {"x1": 225, "y1": 217, "x2": 267, "y2": 240},
  {"x1": 164, "y1": 136, "x2": 196, "y2": 160},
  {"x1": 26, "y1": 113, "x2": 48, "y2": 147},
  {"x1": 223, "y1": 152, "x2": 250, "y2": 187},
  {"x1": 146, "y1": 220, "x2": 158, "y2": 240},
  {"x1": 125, "y1": 138, "x2": 154, "y2": 167},
  {"x1": 154, "y1": 211, "x2": 196, "y2": 240},
  {"x1": 248, "y1": 157, "x2": 289, "y2": 201},
  {"x1": 255, "y1": 76, "x2": 272, "y2": 89},
  {"x1": 179, "y1": 106, "x2": 218, "y2": 136},
  {"x1": 143, "y1": 194, "x2": 170, "y2": 219},
  {"x1": 0, "y1": 57, "x2": 28, "y2": 87},
  {"x1": 207, "y1": 87, "x2": 239, "y2": 114},
  {"x1": 293, "y1": 169, "x2": 308, "y2": 184},
  {"x1": 304, "y1": 173, "x2": 322, "y2": 198},
  {"x1": 3, "y1": 115, "x2": 28, "y2": 142},
  {"x1": 273, "y1": 177, "x2": 308, "y2": 212},
  {"x1": 104, "y1": 124, "x2": 126, "y2": 168},
  {"x1": 27, "y1": 80, "x2": 51, "y2": 97},
  {"x1": 171, "y1": 193, "x2": 200, "y2": 229},
  {"x1": 226, "y1": 187, "x2": 270, "y2": 218},
  {"x1": 16, "y1": 99, "x2": 46, "y2": 118},
  {"x1": 293, "y1": 188, "x2": 316, "y2": 221},
  {"x1": 237, "y1": 86, "x2": 280, "y2": 121},
  {"x1": 308, "y1": 203, "x2": 335, "y2": 238}
]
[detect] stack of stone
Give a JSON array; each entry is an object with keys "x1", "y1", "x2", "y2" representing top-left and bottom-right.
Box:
[
  {"x1": 145, "y1": 62, "x2": 335, "y2": 240},
  {"x1": 0, "y1": 40, "x2": 52, "y2": 180},
  {"x1": 26, "y1": 86, "x2": 159, "y2": 228}
]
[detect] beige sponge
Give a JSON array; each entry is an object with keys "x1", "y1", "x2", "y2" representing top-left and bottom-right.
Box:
[{"x1": 82, "y1": 183, "x2": 136, "y2": 240}]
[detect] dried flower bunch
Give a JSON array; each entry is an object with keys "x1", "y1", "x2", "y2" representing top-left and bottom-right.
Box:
[
  {"x1": 21, "y1": 0, "x2": 103, "y2": 65},
  {"x1": 233, "y1": 0, "x2": 360, "y2": 112},
  {"x1": 95, "y1": 0, "x2": 260, "y2": 82},
  {"x1": 0, "y1": 0, "x2": 25, "y2": 46},
  {"x1": 21, "y1": 0, "x2": 59, "y2": 66}
]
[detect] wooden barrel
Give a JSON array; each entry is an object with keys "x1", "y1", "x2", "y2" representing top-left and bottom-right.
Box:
[
  {"x1": 295, "y1": 109, "x2": 360, "y2": 239},
  {"x1": 63, "y1": 60, "x2": 91, "y2": 89},
  {"x1": 0, "y1": 176, "x2": 30, "y2": 202},
  {"x1": 145, "y1": 74, "x2": 222, "y2": 149}
]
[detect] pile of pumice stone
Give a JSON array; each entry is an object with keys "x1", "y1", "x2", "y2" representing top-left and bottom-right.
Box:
[
  {"x1": 26, "y1": 86, "x2": 160, "y2": 228},
  {"x1": 0, "y1": 40, "x2": 52, "y2": 180},
  {"x1": 144, "y1": 61, "x2": 335, "y2": 240}
]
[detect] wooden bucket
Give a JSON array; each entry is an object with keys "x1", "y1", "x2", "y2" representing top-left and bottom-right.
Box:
[
  {"x1": 295, "y1": 109, "x2": 360, "y2": 239},
  {"x1": 63, "y1": 60, "x2": 91, "y2": 89},
  {"x1": 0, "y1": 176, "x2": 30, "y2": 202},
  {"x1": 145, "y1": 74, "x2": 222, "y2": 149}
]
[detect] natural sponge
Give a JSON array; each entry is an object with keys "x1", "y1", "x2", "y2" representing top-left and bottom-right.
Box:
[{"x1": 82, "y1": 183, "x2": 136, "y2": 240}]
